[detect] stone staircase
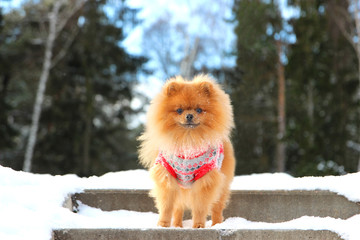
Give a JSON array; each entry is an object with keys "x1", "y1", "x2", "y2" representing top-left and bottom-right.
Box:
[{"x1": 53, "y1": 189, "x2": 360, "y2": 239}]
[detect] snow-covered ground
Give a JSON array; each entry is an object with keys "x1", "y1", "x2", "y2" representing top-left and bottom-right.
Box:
[{"x1": 1, "y1": 166, "x2": 360, "y2": 240}]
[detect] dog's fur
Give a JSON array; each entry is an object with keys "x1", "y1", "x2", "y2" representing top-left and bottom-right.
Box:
[{"x1": 138, "y1": 75, "x2": 235, "y2": 228}]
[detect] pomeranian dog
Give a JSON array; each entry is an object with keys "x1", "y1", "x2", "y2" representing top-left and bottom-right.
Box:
[{"x1": 139, "y1": 74, "x2": 235, "y2": 228}]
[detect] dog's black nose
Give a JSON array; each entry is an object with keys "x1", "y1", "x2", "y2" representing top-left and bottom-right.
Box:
[{"x1": 186, "y1": 114, "x2": 194, "y2": 122}]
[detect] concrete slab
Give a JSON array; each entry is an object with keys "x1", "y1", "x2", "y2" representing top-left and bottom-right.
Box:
[
  {"x1": 70, "y1": 189, "x2": 360, "y2": 222},
  {"x1": 52, "y1": 228, "x2": 343, "y2": 240}
]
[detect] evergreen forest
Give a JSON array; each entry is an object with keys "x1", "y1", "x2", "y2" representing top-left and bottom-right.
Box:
[{"x1": 0, "y1": 0, "x2": 359, "y2": 177}]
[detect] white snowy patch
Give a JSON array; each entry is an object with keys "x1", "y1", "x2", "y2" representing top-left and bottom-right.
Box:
[
  {"x1": 231, "y1": 172, "x2": 360, "y2": 202},
  {"x1": 1, "y1": 165, "x2": 360, "y2": 240}
]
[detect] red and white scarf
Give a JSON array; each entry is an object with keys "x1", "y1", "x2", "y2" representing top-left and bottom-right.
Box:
[{"x1": 155, "y1": 144, "x2": 224, "y2": 188}]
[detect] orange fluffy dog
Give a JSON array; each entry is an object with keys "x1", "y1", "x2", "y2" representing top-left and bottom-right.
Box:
[{"x1": 139, "y1": 75, "x2": 235, "y2": 228}]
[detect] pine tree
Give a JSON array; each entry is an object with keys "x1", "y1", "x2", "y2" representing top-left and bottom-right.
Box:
[
  {"x1": 23, "y1": 0, "x2": 86, "y2": 173},
  {"x1": 286, "y1": 0, "x2": 358, "y2": 175},
  {"x1": 0, "y1": 9, "x2": 18, "y2": 153},
  {"x1": 0, "y1": 1, "x2": 146, "y2": 176},
  {"x1": 0, "y1": 5, "x2": 40, "y2": 169},
  {"x1": 32, "y1": 0, "x2": 146, "y2": 176},
  {"x1": 230, "y1": 0, "x2": 282, "y2": 174}
]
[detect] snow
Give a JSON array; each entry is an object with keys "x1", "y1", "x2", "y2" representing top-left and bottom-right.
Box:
[
  {"x1": 1, "y1": 165, "x2": 360, "y2": 240},
  {"x1": 231, "y1": 172, "x2": 360, "y2": 202}
]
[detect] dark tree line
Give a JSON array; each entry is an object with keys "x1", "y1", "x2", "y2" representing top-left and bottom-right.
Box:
[
  {"x1": 0, "y1": 0, "x2": 359, "y2": 177},
  {"x1": 0, "y1": 0, "x2": 146, "y2": 176},
  {"x1": 227, "y1": 0, "x2": 359, "y2": 176}
]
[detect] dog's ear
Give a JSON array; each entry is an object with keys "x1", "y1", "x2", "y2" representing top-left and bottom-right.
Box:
[
  {"x1": 167, "y1": 82, "x2": 180, "y2": 97},
  {"x1": 199, "y1": 81, "x2": 213, "y2": 97}
]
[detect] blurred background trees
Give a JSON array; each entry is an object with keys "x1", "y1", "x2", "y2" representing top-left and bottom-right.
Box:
[
  {"x1": 229, "y1": 0, "x2": 282, "y2": 175},
  {"x1": 228, "y1": 0, "x2": 359, "y2": 176},
  {"x1": 0, "y1": 0, "x2": 359, "y2": 177},
  {"x1": 0, "y1": 0, "x2": 146, "y2": 176},
  {"x1": 285, "y1": 0, "x2": 358, "y2": 175}
]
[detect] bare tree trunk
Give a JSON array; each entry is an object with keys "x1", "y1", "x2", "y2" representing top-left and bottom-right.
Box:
[
  {"x1": 180, "y1": 37, "x2": 200, "y2": 79},
  {"x1": 23, "y1": 0, "x2": 85, "y2": 172},
  {"x1": 307, "y1": 81, "x2": 315, "y2": 147},
  {"x1": 23, "y1": 1, "x2": 63, "y2": 172},
  {"x1": 83, "y1": 110, "x2": 92, "y2": 175},
  {"x1": 275, "y1": 40, "x2": 286, "y2": 172},
  {"x1": 82, "y1": 74, "x2": 93, "y2": 175}
]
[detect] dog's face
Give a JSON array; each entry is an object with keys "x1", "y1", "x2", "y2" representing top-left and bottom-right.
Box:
[
  {"x1": 146, "y1": 75, "x2": 233, "y2": 151},
  {"x1": 162, "y1": 81, "x2": 214, "y2": 132}
]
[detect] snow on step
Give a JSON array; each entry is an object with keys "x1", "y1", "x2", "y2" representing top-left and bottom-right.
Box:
[
  {"x1": 69, "y1": 189, "x2": 360, "y2": 223},
  {"x1": 2, "y1": 166, "x2": 360, "y2": 240}
]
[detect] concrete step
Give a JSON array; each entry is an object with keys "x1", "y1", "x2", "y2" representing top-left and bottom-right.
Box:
[
  {"x1": 52, "y1": 228, "x2": 342, "y2": 240},
  {"x1": 67, "y1": 189, "x2": 360, "y2": 223},
  {"x1": 54, "y1": 189, "x2": 355, "y2": 240}
]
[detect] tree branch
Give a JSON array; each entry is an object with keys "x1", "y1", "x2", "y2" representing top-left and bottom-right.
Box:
[
  {"x1": 51, "y1": 25, "x2": 80, "y2": 68},
  {"x1": 55, "y1": 0, "x2": 86, "y2": 39},
  {"x1": 330, "y1": 5, "x2": 358, "y2": 53}
]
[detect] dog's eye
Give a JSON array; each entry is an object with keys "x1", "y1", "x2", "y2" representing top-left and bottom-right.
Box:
[
  {"x1": 176, "y1": 108, "x2": 183, "y2": 114},
  {"x1": 196, "y1": 108, "x2": 203, "y2": 113}
]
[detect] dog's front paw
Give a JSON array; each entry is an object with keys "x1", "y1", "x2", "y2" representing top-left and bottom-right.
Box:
[
  {"x1": 157, "y1": 220, "x2": 171, "y2": 227},
  {"x1": 172, "y1": 220, "x2": 183, "y2": 228},
  {"x1": 173, "y1": 222, "x2": 183, "y2": 228},
  {"x1": 192, "y1": 222, "x2": 205, "y2": 228}
]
